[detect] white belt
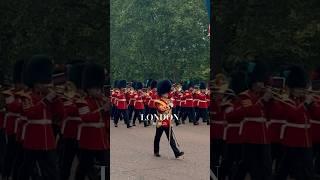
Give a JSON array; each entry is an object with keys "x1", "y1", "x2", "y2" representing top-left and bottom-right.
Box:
[
  {"x1": 310, "y1": 119, "x2": 320, "y2": 125},
  {"x1": 280, "y1": 122, "x2": 310, "y2": 139},
  {"x1": 14, "y1": 116, "x2": 27, "y2": 133},
  {"x1": 186, "y1": 99, "x2": 193, "y2": 101},
  {"x1": 61, "y1": 117, "x2": 81, "y2": 134},
  {"x1": 22, "y1": 119, "x2": 52, "y2": 140},
  {"x1": 117, "y1": 99, "x2": 126, "y2": 102},
  {"x1": 267, "y1": 119, "x2": 286, "y2": 128},
  {"x1": 223, "y1": 123, "x2": 241, "y2": 140},
  {"x1": 4, "y1": 112, "x2": 20, "y2": 128},
  {"x1": 239, "y1": 117, "x2": 266, "y2": 135},
  {"x1": 198, "y1": 100, "x2": 207, "y2": 102},
  {"x1": 212, "y1": 121, "x2": 226, "y2": 125},
  {"x1": 77, "y1": 122, "x2": 105, "y2": 140}
]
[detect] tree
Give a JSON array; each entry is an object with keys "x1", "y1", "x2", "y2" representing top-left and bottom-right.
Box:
[{"x1": 111, "y1": 0, "x2": 210, "y2": 82}]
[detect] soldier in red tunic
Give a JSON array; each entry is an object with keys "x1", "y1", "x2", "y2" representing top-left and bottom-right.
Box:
[
  {"x1": 111, "y1": 80, "x2": 119, "y2": 120},
  {"x1": 275, "y1": 65, "x2": 313, "y2": 180},
  {"x1": 234, "y1": 61, "x2": 272, "y2": 180},
  {"x1": 132, "y1": 82, "x2": 146, "y2": 126},
  {"x1": 2, "y1": 59, "x2": 25, "y2": 179},
  {"x1": 153, "y1": 80, "x2": 184, "y2": 158},
  {"x1": 181, "y1": 81, "x2": 197, "y2": 125},
  {"x1": 195, "y1": 82, "x2": 209, "y2": 123},
  {"x1": 220, "y1": 71, "x2": 247, "y2": 180},
  {"x1": 114, "y1": 80, "x2": 131, "y2": 128},
  {"x1": 17, "y1": 55, "x2": 61, "y2": 180},
  {"x1": 75, "y1": 63, "x2": 109, "y2": 180},
  {"x1": 58, "y1": 62, "x2": 86, "y2": 180}
]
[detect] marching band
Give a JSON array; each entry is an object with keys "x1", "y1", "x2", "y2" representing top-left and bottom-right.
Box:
[
  {"x1": 110, "y1": 80, "x2": 211, "y2": 128},
  {"x1": 211, "y1": 61, "x2": 320, "y2": 180},
  {"x1": 0, "y1": 55, "x2": 109, "y2": 180}
]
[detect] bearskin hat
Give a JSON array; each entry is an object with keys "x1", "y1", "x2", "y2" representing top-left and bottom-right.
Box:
[
  {"x1": 187, "y1": 81, "x2": 194, "y2": 89},
  {"x1": 150, "y1": 80, "x2": 157, "y2": 89},
  {"x1": 13, "y1": 59, "x2": 26, "y2": 84},
  {"x1": 248, "y1": 60, "x2": 269, "y2": 87},
  {"x1": 68, "y1": 63, "x2": 86, "y2": 89},
  {"x1": 26, "y1": 55, "x2": 54, "y2": 87},
  {"x1": 136, "y1": 82, "x2": 143, "y2": 90},
  {"x1": 146, "y1": 79, "x2": 153, "y2": 88},
  {"x1": 157, "y1": 80, "x2": 172, "y2": 96},
  {"x1": 182, "y1": 81, "x2": 188, "y2": 91},
  {"x1": 82, "y1": 63, "x2": 105, "y2": 89},
  {"x1": 230, "y1": 71, "x2": 248, "y2": 95},
  {"x1": 118, "y1": 80, "x2": 127, "y2": 89},
  {"x1": 114, "y1": 80, "x2": 119, "y2": 88},
  {"x1": 199, "y1": 82, "x2": 206, "y2": 89},
  {"x1": 286, "y1": 65, "x2": 308, "y2": 89}
]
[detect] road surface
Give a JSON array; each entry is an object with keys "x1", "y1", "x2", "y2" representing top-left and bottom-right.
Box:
[{"x1": 110, "y1": 121, "x2": 210, "y2": 180}]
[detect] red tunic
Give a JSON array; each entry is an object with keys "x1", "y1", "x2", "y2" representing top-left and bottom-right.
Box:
[
  {"x1": 134, "y1": 91, "x2": 145, "y2": 110},
  {"x1": 61, "y1": 95, "x2": 82, "y2": 139},
  {"x1": 197, "y1": 92, "x2": 209, "y2": 108},
  {"x1": 3, "y1": 89, "x2": 22, "y2": 136},
  {"x1": 22, "y1": 92, "x2": 61, "y2": 150},
  {"x1": 224, "y1": 99, "x2": 243, "y2": 144},
  {"x1": 155, "y1": 98, "x2": 172, "y2": 128},
  {"x1": 77, "y1": 96, "x2": 109, "y2": 150},
  {"x1": 183, "y1": 90, "x2": 194, "y2": 107},
  {"x1": 309, "y1": 101, "x2": 320, "y2": 144},
  {"x1": 281, "y1": 98, "x2": 312, "y2": 148},
  {"x1": 238, "y1": 90, "x2": 268, "y2": 144},
  {"x1": 211, "y1": 96, "x2": 225, "y2": 140},
  {"x1": 264, "y1": 99, "x2": 287, "y2": 144},
  {"x1": 148, "y1": 89, "x2": 158, "y2": 108},
  {"x1": 116, "y1": 91, "x2": 127, "y2": 110}
]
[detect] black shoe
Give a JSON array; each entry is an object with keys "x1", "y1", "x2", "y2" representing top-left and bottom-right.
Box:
[
  {"x1": 127, "y1": 125, "x2": 132, "y2": 128},
  {"x1": 115, "y1": 124, "x2": 118, "y2": 127},
  {"x1": 182, "y1": 121, "x2": 185, "y2": 124},
  {"x1": 194, "y1": 122, "x2": 199, "y2": 125},
  {"x1": 154, "y1": 153, "x2": 161, "y2": 157},
  {"x1": 133, "y1": 124, "x2": 136, "y2": 126},
  {"x1": 175, "y1": 151, "x2": 184, "y2": 158}
]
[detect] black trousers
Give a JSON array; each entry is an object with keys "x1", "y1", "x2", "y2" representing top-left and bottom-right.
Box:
[
  {"x1": 182, "y1": 107, "x2": 195, "y2": 123},
  {"x1": 12, "y1": 143, "x2": 39, "y2": 180},
  {"x1": 132, "y1": 109, "x2": 144, "y2": 125},
  {"x1": 271, "y1": 143, "x2": 283, "y2": 173},
  {"x1": 211, "y1": 139, "x2": 225, "y2": 178},
  {"x1": 17, "y1": 149, "x2": 59, "y2": 180},
  {"x1": 3, "y1": 134, "x2": 17, "y2": 178},
  {"x1": 111, "y1": 105, "x2": 116, "y2": 119},
  {"x1": 58, "y1": 138, "x2": 79, "y2": 180},
  {"x1": 220, "y1": 143, "x2": 242, "y2": 180},
  {"x1": 275, "y1": 147, "x2": 313, "y2": 180},
  {"x1": 154, "y1": 126, "x2": 181, "y2": 156},
  {"x1": 196, "y1": 108, "x2": 208, "y2": 122},
  {"x1": 235, "y1": 144, "x2": 272, "y2": 180},
  {"x1": 0, "y1": 129, "x2": 5, "y2": 176},
  {"x1": 149, "y1": 108, "x2": 157, "y2": 122},
  {"x1": 114, "y1": 109, "x2": 130, "y2": 126},
  {"x1": 75, "y1": 149, "x2": 109, "y2": 180},
  {"x1": 128, "y1": 105, "x2": 134, "y2": 121}
]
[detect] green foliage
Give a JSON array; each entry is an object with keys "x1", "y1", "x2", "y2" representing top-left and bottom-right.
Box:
[
  {"x1": 213, "y1": 0, "x2": 320, "y2": 74},
  {"x1": 0, "y1": 0, "x2": 108, "y2": 81},
  {"x1": 111, "y1": 0, "x2": 210, "y2": 82}
]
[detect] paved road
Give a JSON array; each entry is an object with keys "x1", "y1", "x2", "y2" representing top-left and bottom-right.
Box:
[{"x1": 110, "y1": 121, "x2": 210, "y2": 180}]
